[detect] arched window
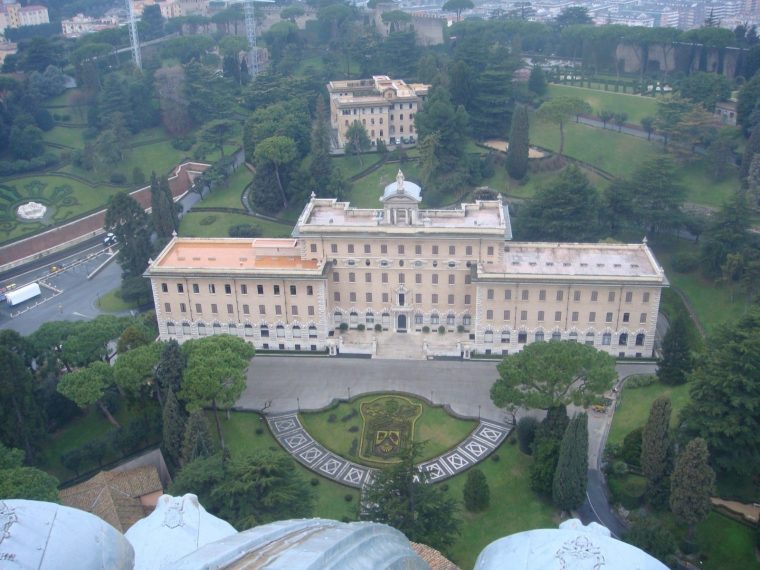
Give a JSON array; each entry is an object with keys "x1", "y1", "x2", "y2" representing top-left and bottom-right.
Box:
[
  {"x1": 463, "y1": 314, "x2": 472, "y2": 326},
  {"x1": 260, "y1": 324, "x2": 269, "y2": 338},
  {"x1": 166, "y1": 322, "x2": 175, "y2": 335},
  {"x1": 350, "y1": 311, "x2": 358, "y2": 325},
  {"x1": 213, "y1": 322, "x2": 222, "y2": 335},
  {"x1": 293, "y1": 325, "x2": 301, "y2": 338},
  {"x1": 333, "y1": 311, "x2": 343, "y2": 326},
  {"x1": 182, "y1": 322, "x2": 191, "y2": 335},
  {"x1": 535, "y1": 331, "x2": 544, "y2": 342},
  {"x1": 228, "y1": 323, "x2": 237, "y2": 335},
  {"x1": 551, "y1": 331, "x2": 561, "y2": 342},
  {"x1": 430, "y1": 313, "x2": 440, "y2": 325},
  {"x1": 635, "y1": 333, "x2": 645, "y2": 346},
  {"x1": 197, "y1": 323, "x2": 207, "y2": 336},
  {"x1": 276, "y1": 325, "x2": 285, "y2": 338},
  {"x1": 585, "y1": 332, "x2": 594, "y2": 346},
  {"x1": 446, "y1": 314, "x2": 455, "y2": 325},
  {"x1": 501, "y1": 330, "x2": 510, "y2": 343},
  {"x1": 366, "y1": 312, "x2": 375, "y2": 325},
  {"x1": 484, "y1": 330, "x2": 494, "y2": 343},
  {"x1": 602, "y1": 332, "x2": 611, "y2": 345},
  {"x1": 569, "y1": 331, "x2": 578, "y2": 342},
  {"x1": 414, "y1": 313, "x2": 423, "y2": 325},
  {"x1": 308, "y1": 325, "x2": 318, "y2": 338},
  {"x1": 382, "y1": 312, "x2": 390, "y2": 326},
  {"x1": 619, "y1": 333, "x2": 628, "y2": 346},
  {"x1": 244, "y1": 324, "x2": 253, "y2": 337}
]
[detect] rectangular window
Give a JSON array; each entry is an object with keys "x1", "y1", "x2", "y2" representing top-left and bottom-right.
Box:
[
  {"x1": 643, "y1": 292, "x2": 650, "y2": 303},
  {"x1": 466, "y1": 245, "x2": 473, "y2": 256},
  {"x1": 290, "y1": 285, "x2": 297, "y2": 295},
  {"x1": 349, "y1": 292, "x2": 356, "y2": 302},
  {"x1": 348, "y1": 244, "x2": 355, "y2": 254},
  {"x1": 623, "y1": 312, "x2": 630, "y2": 323},
  {"x1": 432, "y1": 274, "x2": 439, "y2": 285},
  {"x1": 180, "y1": 303, "x2": 187, "y2": 313},
  {"x1": 606, "y1": 312, "x2": 613, "y2": 323},
  {"x1": 589, "y1": 311, "x2": 596, "y2": 322},
  {"x1": 487, "y1": 246, "x2": 494, "y2": 256},
  {"x1": 555, "y1": 311, "x2": 562, "y2": 322},
  {"x1": 521, "y1": 290, "x2": 529, "y2": 301},
  {"x1": 334, "y1": 292, "x2": 340, "y2": 302},
  {"x1": 415, "y1": 245, "x2": 422, "y2": 255},
  {"x1": 398, "y1": 245, "x2": 405, "y2": 254},
  {"x1": 308, "y1": 306, "x2": 315, "y2": 316},
  {"x1": 432, "y1": 294, "x2": 439, "y2": 304},
  {"x1": 572, "y1": 311, "x2": 579, "y2": 322},
  {"x1": 487, "y1": 289, "x2": 494, "y2": 300},
  {"x1": 382, "y1": 293, "x2": 389, "y2": 303},
  {"x1": 465, "y1": 275, "x2": 471, "y2": 285},
  {"x1": 520, "y1": 310, "x2": 527, "y2": 321},
  {"x1": 224, "y1": 284, "x2": 231, "y2": 295},
  {"x1": 241, "y1": 284, "x2": 248, "y2": 295},
  {"x1": 195, "y1": 303, "x2": 202, "y2": 313},
  {"x1": 364, "y1": 244, "x2": 371, "y2": 254},
  {"x1": 538, "y1": 310, "x2": 545, "y2": 321},
  {"x1": 208, "y1": 284, "x2": 215, "y2": 294},
  {"x1": 161, "y1": 283, "x2": 168, "y2": 293},
  {"x1": 449, "y1": 245, "x2": 455, "y2": 255},
  {"x1": 504, "y1": 290, "x2": 512, "y2": 300},
  {"x1": 573, "y1": 290, "x2": 581, "y2": 302},
  {"x1": 164, "y1": 302, "x2": 171, "y2": 313},
  {"x1": 381, "y1": 244, "x2": 388, "y2": 254},
  {"x1": 227, "y1": 304, "x2": 234, "y2": 314},
  {"x1": 257, "y1": 284, "x2": 264, "y2": 295},
  {"x1": 465, "y1": 294, "x2": 471, "y2": 304},
  {"x1": 366, "y1": 292, "x2": 372, "y2": 302},
  {"x1": 331, "y1": 244, "x2": 338, "y2": 253},
  {"x1": 349, "y1": 272, "x2": 356, "y2": 283},
  {"x1": 503, "y1": 310, "x2": 511, "y2": 320},
  {"x1": 448, "y1": 274, "x2": 455, "y2": 285},
  {"x1": 192, "y1": 284, "x2": 199, "y2": 294},
  {"x1": 333, "y1": 273, "x2": 340, "y2": 282},
  {"x1": 486, "y1": 310, "x2": 493, "y2": 320},
  {"x1": 292, "y1": 305, "x2": 299, "y2": 316},
  {"x1": 432, "y1": 245, "x2": 439, "y2": 255},
  {"x1": 556, "y1": 290, "x2": 564, "y2": 301},
  {"x1": 243, "y1": 304, "x2": 250, "y2": 315},
  {"x1": 415, "y1": 293, "x2": 422, "y2": 303},
  {"x1": 591, "y1": 291, "x2": 598, "y2": 302},
  {"x1": 398, "y1": 273, "x2": 405, "y2": 284},
  {"x1": 365, "y1": 273, "x2": 372, "y2": 283},
  {"x1": 382, "y1": 273, "x2": 388, "y2": 283},
  {"x1": 416, "y1": 273, "x2": 422, "y2": 284},
  {"x1": 211, "y1": 303, "x2": 218, "y2": 314},
  {"x1": 259, "y1": 304, "x2": 266, "y2": 315},
  {"x1": 273, "y1": 285, "x2": 280, "y2": 295},
  {"x1": 640, "y1": 313, "x2": 647, "y2": 323},
  {"x1": 625, "y1": 292, "x2": 633, "y2": 303},
  {"x1": 178, "y1": 284, "x2": 185, "y2": 293},
  {"x1": 310, "y1": 243, "x2": 317, "y2": 253},
  {"x1": 307, "y1": 285, "x2": 313, "y2": 295},
  {"x1": 608, "y1": 292, "x2": 616, "y2": 302},
  {"x1": 448, "y1": 294, "x2": 454, "y2": 305},
  {"x1": 275, "y1": 305, "x2": 282, "y2": 315},
  {"x1": 539, "y1": 289, "x2": 546, "y2": 301}
]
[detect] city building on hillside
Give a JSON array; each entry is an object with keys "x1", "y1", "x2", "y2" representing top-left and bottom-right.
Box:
[
  {"x1": 145, "y1": 171, "x2": 667, "y2": 358},
  {"x1": 327, "y1": 76, "x2": 430, "y2": 149},
  {"x1": 715, "y1": 99, "x2": 738, "y2": 125},
  {"x1": 62, "y1": 13, "x2": 120, "y2": 38},
  {"x1": 0, "y1": 1, "x2": 49, "y2": 35}
]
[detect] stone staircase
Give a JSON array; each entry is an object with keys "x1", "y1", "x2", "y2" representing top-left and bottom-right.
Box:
[{"x1": 373, "y1": 332, "x2": 426, "y2": 360}]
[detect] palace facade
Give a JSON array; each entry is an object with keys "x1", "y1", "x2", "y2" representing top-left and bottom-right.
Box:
[{"x1": 146, "y1": 172, "x2": 667, "y2": 358}]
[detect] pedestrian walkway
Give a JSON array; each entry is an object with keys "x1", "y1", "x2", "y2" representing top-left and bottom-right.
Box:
[{"x1": 266, "y1": 412, "x2": 511, "y2": 488}]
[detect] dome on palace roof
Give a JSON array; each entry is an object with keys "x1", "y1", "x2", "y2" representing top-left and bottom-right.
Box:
[{"x1": 381, "y1": 169, "x2": 421, "y2": 202}]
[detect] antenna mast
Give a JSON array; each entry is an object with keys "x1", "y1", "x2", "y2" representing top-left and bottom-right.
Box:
[{"x1": 127, "y1": 0, "x2": 142, "y2": 70}]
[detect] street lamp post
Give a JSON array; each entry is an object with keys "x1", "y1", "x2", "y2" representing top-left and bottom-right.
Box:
[
  {"x1": 478, "y1": 405, "x2": 481, "y2": 420},
  {"x1": 297, "y1": 397, "x2": 300, "y2": 413},
  {"x1": 347, "y1": 386, "x2": 351, "y2": 400}
]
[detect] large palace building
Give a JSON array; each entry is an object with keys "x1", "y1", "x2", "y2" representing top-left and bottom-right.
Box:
[{"x1": 146, "y1": 171, "x2": 667, "y2": 358}]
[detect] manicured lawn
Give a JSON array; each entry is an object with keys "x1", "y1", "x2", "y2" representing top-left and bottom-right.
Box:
[
  {"x1": 96, "y1": 287, "x2": 139, "y2": 313},
  {"x1": 179, "y1": 211, "x2": 293, "y2": 238},
  {"x1": 546, "y1": 84, "x2": 659, "y2": 123},
  {"x1": 200, "y1": 168, "x2": 252, "y2": 209},
  {"x1": 696, "y1": 512, "x2": 760, "y2": 570},
  {"x1": 218, "y1": 411, "x2": 359, "y2": 522},
  {"x1": 300, "y1": 394, "x2": 477, "y2": 466},
  {"x1": 443, "y1": 443, "x2": 556, "y2": 568},
  {"x1": 499, "y1": 164, "x2": 608, "y2": 201},
  {"x1": 349, "y1": 161, "x2": 423, "y2": 208},
  {"x1": 330, "y1": 154, "x2": 380, "y2": 180},
  {"x1": 607, "y1": 381, "x2": 691, "y2": 447},
  {"x1": 42, "y1": 126, "x2": 85, "y2": 148},
  {"x1": 676, "y1": 161, "x2": 741, "y2": 209},
  {"x1": 0, "y1": 175, "x2": 121, "y2": 244}
]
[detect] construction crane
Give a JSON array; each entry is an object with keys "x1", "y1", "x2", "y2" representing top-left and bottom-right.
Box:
[
  {"x1": 126, "y1": 0, "x2": 141, "y2": 69},
  {"x1": 230, "y1": 0, "x2": 275, "y2": 78}
]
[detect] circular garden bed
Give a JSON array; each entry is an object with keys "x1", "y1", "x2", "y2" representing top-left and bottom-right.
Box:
[{"x1": 299, "y1": 393, "x2": 477, "y2": 468}]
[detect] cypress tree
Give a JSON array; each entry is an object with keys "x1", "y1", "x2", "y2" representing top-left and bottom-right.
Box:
[
  {"x1": 529, "y1": 405, "x2": 569, "y2": 495},
  {"x1": 463, "y1": 468, "x2": 490, "y2": 512},
  {"x1": 156, "y1": 340, "x2": 186, "y2": 399},
  {"x1": 162, "y1": 388, "x2": 186, "y2": 467},
  {"x1": 552, "y1": 413, "x2": 588, "y2": 511},
  {"x1": 506, "y1": 104, "x2": 529, "y2": 180},
  {"x1": 740, "y1": 124, "x2": 760, "y2": 180},
  {"x1": 309, "y1": 96, "x2": 332, "y2": 195},
  {"x1": 181, "y1": 410, "x2": 217, "y2": 465},
  {"x1": 657, "y1": 315, "x2": 693, "y2": 385},
  {"x1": 149, "y1": 172, "x2": 163, "y2": 236},
  {"x1": 528, "y1": 65, "x2": 547, "y2": 96},
  {"x1": 641, "y1": 397, "x2": 672, "y2": 506},
  {"x1": 158, "y1": 175, "x2": 179, "y2": 237},
  {"x1": 670, "y1": 438, "x2": 715, "y2": 540}
]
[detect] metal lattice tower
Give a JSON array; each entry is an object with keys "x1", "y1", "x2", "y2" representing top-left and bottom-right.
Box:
[
  {"x1": 127, "y1": 0, "x2": 141, "y2": 69},
  {"x1": 234, "y1": 0, "x2": 274, "y2": 78}
]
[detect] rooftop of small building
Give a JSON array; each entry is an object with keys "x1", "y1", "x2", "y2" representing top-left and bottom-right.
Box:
[{"x1": 150, "y1": 238, "x2": 322, "y2": 272}]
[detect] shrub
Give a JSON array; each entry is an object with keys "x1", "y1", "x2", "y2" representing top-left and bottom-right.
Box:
[
  {"x1": 422, "y1": 326, "x2": 430, "y2": 333},
  {"x1": 132, "y1": 167, "x2": 146, "y2": 186},
  {"x1": 344, "y1": 494, "x2": 354, "y2": 502},
  {"x1": 110, "y1": 172, "x2": 126, "y2": 184},
  {"x1": 52, "y1": 113, "x2": 60, "y2": 120},
  {"x1": 517, "y1": 416, "x2": 539, "y2": 455},
  {"x1": 199, "y1": 215, "x2": 217, "y2": 226},
  {"x1": 348, "y1": 438, "x2": 358, "y2": 456},
  {"x1": 172, "y1": 135, "x2": 196, "y2": 151},
  {"x1": 621, "y1": 427, "x2": 643, "y2": 468},
  {"x1": 341, "y1": 516, "x2": 351, "y2": 523},
  {"x1": 339, "y1": 322, "x2": 348, "y2": 331},
  {"x1": 228, "y1": 224, "x2": 261, "y2": 237},
  {"x1": 255, "y1": 427, "x2": 264, "y2": 436},
  {"x1": 61, "y1": 114, "x2": 71, "y2": 122},
  {"x1": 612, "y1": 460, "x2": 629, "y2": 475},
  {"x1": 357, "y1": 324, "x2": 365, "y2": 331},
  {"x1": 310, "y1": 478, "x2": 320, "y2": 486},
  {"x1": 348, "y1": 425, "x2": 359, "y2": 433},
  {"x1": 625, "y1": 374, "x2": 657, "y2": 389},
  {"x1": 327, "y1": 414, "x2": 337, "y2": 423},
  {"x1": 341, "y1": 409, "x2": 357, "y2": 422},
  {"x1": 374, "y1": 323, "x2": 382, "y2": 331},
  {"x1": 491, "y1": 454, "x2": 500, "y2": 462},
  {"x1": 438, "y1": 325, "x2": 446, "y2": 334},
  {"x1": 671, "y1": 252, "x2": 700, "y2": 273},
  {"x1": 440, "y1": 484, "x2": 449, "y2": 492}
]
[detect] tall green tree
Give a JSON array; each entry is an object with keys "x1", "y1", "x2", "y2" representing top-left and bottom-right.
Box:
[
  {"x1": 180, "y1": 336, "x2": 255, "y2": 450},
  {"x1": 741, "y1": 123, "x2": 760, "y2": 179},
  {"x1": 0, "y1": 443, "x2": 59, "y2": 502},
  {"x1": 104, "y1": 193, "x2": 152, "y2": 278},
  {"x1": 57, "y1": 361, "x2": 120, "y2": 427},
  {"x1": 679, "y1": 72, "x2": 731, "y2": 112},
  {"x1": 463, "y1": 468, "x2": 490, "y2": 512},
  {"x1": 162, "y1": 387, "x2": 186, "y2": 467},
  {"x1": 181, "y1": 409, "x2": 217, "y2": 465},
  {"x1": 536, "y1": 97, "x2": 591, "y2": 157},
  {"x1": 469, "y1": 47, "x2": 517, "y2": 139},
  {"x1": 0, "y1": 347, "x2": 45, "y2": 462},
  {"x1": 529, "y1": 405, "x2": 569, "y2": 495},
  {"x1": 699, "y1": 191, "x2": 751, "y2": 279},
  {"x1": 415, "y1": 87, "x2": 469, "y2": 170},
  {"x1": 640, "y1": 116, "x2": 655, "y2": 140},
  {"x1": 657, "y1": 316, "x2": 693, "y2": 385},
  {"x1": 552, "y1": 412, "x2": 588, "y2": 511},
  {"x1": 309, "y1": 96, "x2": 333, "y2": 195},
  {"x1": 442, "y1": 0, "x2": 473, "y2": 21},
  {"x1": 654, "y1": 96, "x2": 692, "y2": 148},
  {"x1": 518, "y1": 165, "x2": 601, "y2": 241},
  {"x1": 491, "y1": 341, "x2": 616, "y2": 411},
  {"x1": 528, "y1": 65, "x2": 547, "y2": 96},
  {"x1": 344, "y1": 121, "x2": 371, "y2": 167},
  {"x1": 254, "y1": 135, "x2": 298, "y2": 209},
  {"x1": 363, "y1": 445, "x2": 461, "y2": 552},
  {"x1": 505, "y1": 104, "x2": 529, "y2": 180},
  {"x1": 623, "y1": 156, "x2": 686, "y2": 235},
  {"x1": 669, "y1": 438, "x2": 715, "y2": 540},
  {"x1": 681, "y1": 311, "x2": 760, "y2": 476},
  {"x1": 156, "y1": 340, "x2": 186, "y2": 400},
  {"x1": 202, "y1": 120, "x2": 235, "y2": 158},
  {"x1": 641, "y1": 396, "x2": 672, "y2": 506},
  {"x1": 112, "y1": 342, "x2": 163, "y2": 402}
]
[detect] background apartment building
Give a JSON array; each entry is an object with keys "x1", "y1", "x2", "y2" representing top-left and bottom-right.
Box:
[
  {"x1": 147, "y1": 172, "x2": 666, "y2": 358},
  {"x1": 328, "y1": 76, "x2": 429, "y2": 149},
  {"x1": 0, "y1": 1, "x2": 49, "y2": 35}
]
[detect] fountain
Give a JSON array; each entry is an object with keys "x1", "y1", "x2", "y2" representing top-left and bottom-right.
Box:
[{"x1": 16, "y1": 201, "x2": 47, "y2": 220}]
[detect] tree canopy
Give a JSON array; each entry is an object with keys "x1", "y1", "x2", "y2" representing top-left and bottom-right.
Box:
[{"x1": 491, "y1": 341, "x2": 616, "y2": 410}]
